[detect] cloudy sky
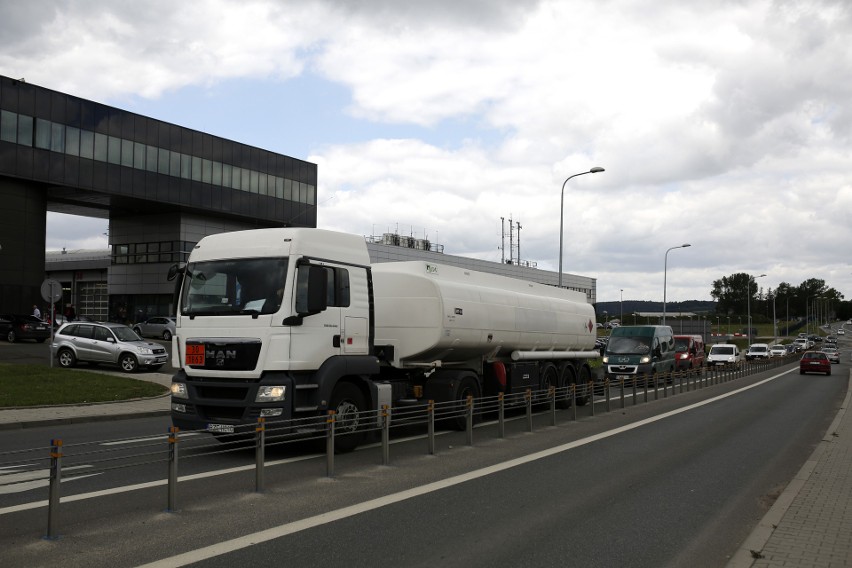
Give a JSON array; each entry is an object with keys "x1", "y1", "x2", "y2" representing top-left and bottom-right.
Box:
[{"x1": 3, "y1": 0, "x2": 851, "y2": 304}]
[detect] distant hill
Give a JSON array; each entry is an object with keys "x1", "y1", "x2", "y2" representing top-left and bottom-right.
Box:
[{"x1": 594, "y1": 300, "x2": 717, "y2": 318}]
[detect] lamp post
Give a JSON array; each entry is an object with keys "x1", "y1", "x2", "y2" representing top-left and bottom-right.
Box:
[
  {"x1": 662, "y1": 243, "x2": 691, "y2": 326},
  {"x1": 620, "y1": 289, "x2": 624, "y2": 323},
  {"x1": 746, "y1": 273, "x2": 766, "y2": 347},
  {"x1": 558, "y1": 167, "x2": 605, "y2": 287}
]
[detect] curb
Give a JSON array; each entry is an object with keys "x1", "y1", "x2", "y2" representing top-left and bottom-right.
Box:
[{"x1": 0, "y1": 409, "x2": 172, "y2": 431}]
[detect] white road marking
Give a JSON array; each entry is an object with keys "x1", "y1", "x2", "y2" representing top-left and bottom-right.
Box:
[{"x1": 100, "y1": 432, "x2": 201, "y2": 446}]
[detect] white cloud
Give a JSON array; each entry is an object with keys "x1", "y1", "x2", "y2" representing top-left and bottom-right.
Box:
[{"x1": 4, "y1": 0, "x2": 851, "y2": 303}]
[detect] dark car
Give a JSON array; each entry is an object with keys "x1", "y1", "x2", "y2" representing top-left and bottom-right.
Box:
[
  {"x1": 0, "y1": 314, "x2": 51, "y2": 343},
  {"x1": 800, "y1": 351, "x2": 831, "y2": 376}
]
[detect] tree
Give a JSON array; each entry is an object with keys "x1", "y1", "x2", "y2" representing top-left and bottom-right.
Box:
[{"x1": 710, "y1": 272, "x2": 754, "y2": 315}]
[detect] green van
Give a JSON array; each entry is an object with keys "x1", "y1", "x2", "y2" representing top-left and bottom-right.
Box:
[{"x1": 602, "y1": 325, "x2": 676, "y2": 381}]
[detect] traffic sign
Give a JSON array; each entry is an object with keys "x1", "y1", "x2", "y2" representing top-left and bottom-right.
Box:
[{"x1": 40, "y1": 279, "x2": 63, "y2": 303}]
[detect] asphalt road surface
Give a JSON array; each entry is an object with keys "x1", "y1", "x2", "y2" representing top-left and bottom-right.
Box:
[{"x1": 0, "y1": 354, "x2": 846, "y2": 567}]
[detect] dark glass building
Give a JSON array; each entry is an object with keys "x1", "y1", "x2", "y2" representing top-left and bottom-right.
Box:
[{"x1": 0, "y1": 75, "x2": 317, "y2": 319}]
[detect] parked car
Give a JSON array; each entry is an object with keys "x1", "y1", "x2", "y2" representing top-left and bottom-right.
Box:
[
  {"x1": 707, "y1": 343, "x2": 743, "y2": 366},
  {"x1": 821, "y1": 346, "x2": 840, "y2": 364},
  {"x1": 769, "y1": 344, "x2": 787, "y2": 357},
  {"x1": 800, "y1": 351, "x2": 831, "y2": 375},
  {"x1": 745, "y1": 343, "x2": 771, "y2": 361},
  {"x1": 0, "y1": 314, "x2": 51, "y2": 343},
  {"x1": 132, "y1": 317, "x2": 176, "y2": 341},
  {"x1": 52, "y1": 321, "x2": 169, "y2": 372}
]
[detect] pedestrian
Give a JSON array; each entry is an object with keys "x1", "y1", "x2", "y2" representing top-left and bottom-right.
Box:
[{"x1": 32, "y1": 304, "x2": 41, "y2": 319}]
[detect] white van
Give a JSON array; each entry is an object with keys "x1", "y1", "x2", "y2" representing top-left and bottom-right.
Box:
[{"x1": 707, "y1": 343, "x2": 743, "y2": 366}]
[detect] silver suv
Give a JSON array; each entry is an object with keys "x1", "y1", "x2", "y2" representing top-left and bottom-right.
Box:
[{"x1": 52, "y1": 322, "x2": 169, "y2": 372}]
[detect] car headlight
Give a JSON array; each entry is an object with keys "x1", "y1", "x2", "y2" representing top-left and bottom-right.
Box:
[
  {"x1": 256, "y1": 385, "x2": 286, "y2": 402},
  {"x1": 640, "y1": 356, "x2": 650, "y2": 364},
  {"x1": 601, "y1": 356, "x2": 609, "y2": 364},
  {"x1": 137, "y1": 347, "x2": 154, "y2": 355},
  {"x1": 170, "y1": 383, "x2": 188, "y2": 399},
  {"x1": 679, "y1": 354, "x2": 688, "y2": 359}
]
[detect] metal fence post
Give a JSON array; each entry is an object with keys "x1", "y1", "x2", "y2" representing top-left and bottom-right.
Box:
[
  {"x1": 525, "y1": 389, "x2": 533, "y2": 432},
  {"x1": 604, "y1": 380, "x2": 611, "y2": 413},
  {"x1": 632, "y1": 376, "x2": 637, "y2": 406},
  {"x1": 589, "y1": 382, "x2": 595, "y2": 416},
  {"x1": 643, "y1": 375, "x2": 649, "y2": 403},
  {"x1": 382, "y1": 405, "x2": 391, "y2": 465},
  {"x1": 550, "y1": 386, "x2": 557, "y2": 426},
  {"x1": 255, "y1": 418, "x2": 265, "y2": 493},
  {"x1": 45, "y1": 438, "x2": 62, "y2": 540},
  {"x1": 466, "y1": 396, "x2": 474, "y2": 445},
  {"x1": 571, "y1": 384, "x2": 577, "y2": 421},
  {"x1": 326, "y1": 410, "x2": 335, "y2": 477},
  {"x1": 167, "y1": 427, "x2": 178, "y2": 513},
  {"x1": 498, "y1": 393, "x2": 505, "y2": 438},
  {"x1": 619, "y1": 378, "x2": 625, "y2": 409},
  {"x1": 427, "y1": 400, "x2": 436, "y2": 455}
]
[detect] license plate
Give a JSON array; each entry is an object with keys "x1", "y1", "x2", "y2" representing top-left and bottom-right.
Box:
[
  {"x1": 207, "y1": 423, "x2": 235, "y2": 433},
  {"x1": 186, "y1": 344, "x2": 205, "y2": 366}
]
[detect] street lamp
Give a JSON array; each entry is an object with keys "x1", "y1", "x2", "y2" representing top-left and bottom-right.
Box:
[
  {"x1": 662, "y1": 243, "x2": 691, "y2": 326},
  {"x1": 620, "y1": 289, "x2": 624, "y2": 323},
  {"x1": 746, "y1": 273, "x2": 766, "y2": 347},
  {"x1": 558, "y1": 167, "x2": 605, "y2": 287}
]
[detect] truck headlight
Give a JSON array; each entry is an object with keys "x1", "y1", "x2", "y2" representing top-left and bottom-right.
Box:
[
  {"x1": 602, "y1": 356, "x2": 609, "y2": 364},
  {"x1": 256, "y1": 385, "x2": 286, "y2": 402},
  {"x1": 640, "y1": 356, "x2": 651, "y2": 364},
  {"x1": 171, "y1": 383, "x2": 188, "y2": 399}
]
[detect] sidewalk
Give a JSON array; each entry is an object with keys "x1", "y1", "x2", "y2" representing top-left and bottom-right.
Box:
[
  {"x1": 0, "y1": 371, "x2": 171, "y2": 430},
  {"x1": 727, "y1": 371, "x2": 852, "y2": 567},
  {"x1": 2, "y1": 370, "x2": 851, "y2": 565}
]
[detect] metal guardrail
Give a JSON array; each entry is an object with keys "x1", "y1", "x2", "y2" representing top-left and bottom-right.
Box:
[{"x1": 0, "y1": 353, "x2": 800, "y2": 539}]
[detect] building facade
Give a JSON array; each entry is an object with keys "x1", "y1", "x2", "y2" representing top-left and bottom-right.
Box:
[{"x1": 0, "y1": 75, "x2": 316, "y2": 317}]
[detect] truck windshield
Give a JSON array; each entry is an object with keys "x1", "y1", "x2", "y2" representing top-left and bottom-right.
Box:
[
  {"x1": 674, "y1": 338, "x2": 689, "y2": 352},
  {"x1": 606, "y1": 336, "x2": 651, "y2": 355},
  {"x1": 180, "y1": 257, "x2": 289, "y2": 316}
]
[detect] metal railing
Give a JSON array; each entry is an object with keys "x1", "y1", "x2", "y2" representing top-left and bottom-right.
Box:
[{"x1": 0, "y1": 353, "x2": 800, "y2": 540}]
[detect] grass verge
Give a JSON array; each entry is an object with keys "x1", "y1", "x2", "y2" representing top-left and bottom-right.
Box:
[{"x1": 0, "y1": 363, "x2": 168, "y2": 407}]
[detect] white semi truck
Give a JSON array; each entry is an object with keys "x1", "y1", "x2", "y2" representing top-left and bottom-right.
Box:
[{"x1": 168, "y1": 227, "x2": 598, "y2": 451}]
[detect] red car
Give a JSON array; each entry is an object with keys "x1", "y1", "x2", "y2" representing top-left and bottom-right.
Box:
[{"x1": 800, "y1": 351, "x2": 831, "y2": 376}]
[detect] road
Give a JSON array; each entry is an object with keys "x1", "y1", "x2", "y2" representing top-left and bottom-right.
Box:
[{"x1": 0, "y1": 345, "x2": 847, "y2": 567}]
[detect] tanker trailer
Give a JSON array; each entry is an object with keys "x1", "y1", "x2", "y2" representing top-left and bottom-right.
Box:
[{"x1": 370, "y1": 261, "x2": 599, "y2": 415}]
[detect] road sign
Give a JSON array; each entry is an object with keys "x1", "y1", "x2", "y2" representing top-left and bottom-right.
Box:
[{"x1": 40, "y1": 279, "x2": 63, "y2": 303}]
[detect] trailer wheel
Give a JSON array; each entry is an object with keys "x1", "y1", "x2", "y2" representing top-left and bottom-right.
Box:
[
  {"x1": 540, "y1": 363, "x2": 559, "y2": 406},
  {"x1": 328, "y1": 382, "x2": 366, "y2": 453},
  {"x1": 558, "y1": 364, "x2": 583, "y2": 408},
  {"x1": 448, "y1": 374, "x2": 481, "y2": 431}
]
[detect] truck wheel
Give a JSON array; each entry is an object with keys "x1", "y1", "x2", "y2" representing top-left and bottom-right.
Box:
[
  {"x1": 448, "y1": 374, "x2": 480, "y2": 431},
  {"x1": 329, "y1": 382, "x2": 366, "y2": 453},
  {"x1": 539, "y1": 363, "x2": 559, "y2": 406},
  {"x1": 556, "y1": 364, "x2": 577, "y2": 409}
]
